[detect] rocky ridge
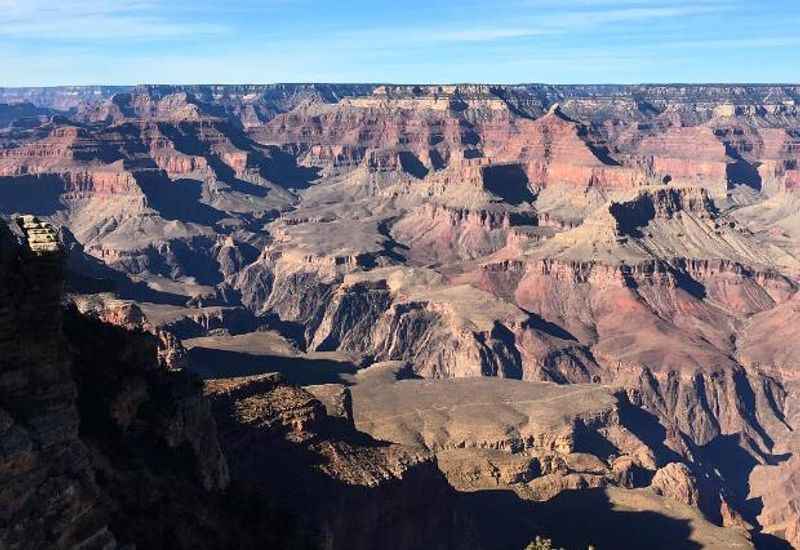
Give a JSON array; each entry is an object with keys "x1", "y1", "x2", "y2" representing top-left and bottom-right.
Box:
[
  {"x1": 2, "y1": 83, "x2": 800, "y2": 548},
  {"x1": 0, "y1": 217, "x2": 470, "y2": 549}
]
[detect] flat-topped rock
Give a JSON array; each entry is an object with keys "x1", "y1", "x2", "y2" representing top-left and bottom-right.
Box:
[{"x1": 351, "y1": 374, "x2": 623, "y2": 453}]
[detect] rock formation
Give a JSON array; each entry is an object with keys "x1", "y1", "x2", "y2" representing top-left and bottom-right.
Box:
[
  {"x1": 3, "y1": 82, "x2": 800, "y2": 548},
  {"x1": 0, "y1": 217, "x2": 475, "y2": 549},
  {"x1": 649, "y1": 463, "x2": 700, "y2": 507},
  {"x1": 205, "y1": 372, "x2": 472, "y2": 550},
  {"x1": 0, "y1": 216, "x2": 114, "y2": 549}
]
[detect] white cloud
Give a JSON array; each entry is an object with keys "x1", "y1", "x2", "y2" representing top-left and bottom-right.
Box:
[
  {"x1": 0, "y1": 0, "x2": 229, "y2": 40},
  {"x1": 520, "y1": 0, "x2": 734, "y2": 7},
  {"x1": 434, "y1": 28, "x2": 550, "y2": 42},
  {"x1": 334, "y1": 1, "x2": 732, "y2": 48},
  {"x1": 541, "y1": 4, "x2": 730, "y2": 27}
]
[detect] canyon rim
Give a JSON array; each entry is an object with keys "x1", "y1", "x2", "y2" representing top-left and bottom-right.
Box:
[
  {"x1": 1, "y1": 82, "x2": 799, "y2": 549},
  {"x1": 3, "y1": 1, "x2": 800, "y2": 549}
]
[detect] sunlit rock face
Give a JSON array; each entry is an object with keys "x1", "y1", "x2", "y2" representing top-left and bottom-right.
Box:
[{"x1": 2, "y1": 83, "x2": 800, "y2": 548}]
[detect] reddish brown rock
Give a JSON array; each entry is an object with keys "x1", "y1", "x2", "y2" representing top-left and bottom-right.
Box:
[
  {"x1": 205, "y1": 372, "x2": 474, "y2": 550},
  {"x1": 4, "y1": 83, "x2": 800, "y2": 548},
  {"x1": 649, "y1": 463, "x2": 700, "y2": 507}
]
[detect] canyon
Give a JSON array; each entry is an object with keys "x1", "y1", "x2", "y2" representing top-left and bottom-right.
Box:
[{"x1": 2, "y1": 83, "x2": 800, "y2": 549}]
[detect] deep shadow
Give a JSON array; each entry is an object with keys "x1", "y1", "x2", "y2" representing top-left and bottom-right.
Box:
[
  {"x1": 259, "y1": 312, "x2": 308, "y2": 349},
  {"x1": 752, "y1": 533, "x2": 794, "y2": 550},
  {"x1": 186, "y1": 347, "x2": 358, "y2": 386},
  {"x1": 725, "y1": 143, "x2": 762, "y2": 191},
  {"x1": 105, "y1": 122, "x2": 154, "y2": 159},
  {"x1": 577, "y1": 126, "x2": 622, "y2": 166},
  {"x1": 620, "y1": 265, "x2": 641, "y2": 290},
  {"x1": 459, "y1": 127, "x2": 481, "y2": 146},
  {"x1": 522, "y1": 311, "x2": 578, "y2": 342},
  {"x1": 153, "y1": 235, "x2": 224, "y2": 286},
  {"x1": 486, "y1": 322, "x2": 524, "y2": 379},
  {"x1": 573, "y1": 425, "x2": 621, "y2": 462},
  {"x1": 463, "y1": 148, "x2": 482, "y2": 159},
  {"x1": 428, "y1": 148, "x2": 447, "y2": 170},
  {"x1": 69, "y1": 126, "x2": 127, "y2": 164},
  {"x1": 694, "y1": 434, "x2": 791, "y2": 526},
  {"x1": 207, "y1": 374, "x2": 473, "y2": 550},
  {"x1": 508, "y1": 211, "x2": 539, "y2": 226},
  {"x1": 166, "y1": 309, "x2": 260, "y2": 340},
  {"x1": 672, "y1": 267, "x2": 708, "y2": 300},
  {"x1": 635, "y1": 98, "x2": 662, "y2": 117},
  {"x1": 675, "y1": 428, "x2": 793, "y2": 542},
  {"x1": 398, "y1": 151, "x2": 429, "y2": 179},
  {"x1": 488, "y1": 86, "x2": 536, "y2": 120},
  {"x1": 618, "y1": 396, "x2": 684, "y2": 465},
  {"x1": 481, "y1": 164, "x2": 535, "y2": 205},
  {"x1": 63, "y1": 306, "x2": 316, "y2": 550},
  {"x1": 449, "y1": 96, "x2": 469, "y2": 112},
  {"x1": 732, "y1": 370, "x2": 776, "y2": 450},
  {"x1": 0, "y1": 175, "x2": 65, "y2": 216},
  {"x1": 459, "y1": 488, "x2": 702, "y2": 550},
  {"x1": 60, "y1": 226, "x2": 191, "y2": 306},
  {"x1": 727, "y1": 159, "x2": 763, "y2": 191},
  {"x1": 609, "y1": 196, "x2": 655, "y2": 238},
  {"x1": 158, "y1": 119, "x2": 321, "y2": 193},
  {"x1": 134, "y1": 172, "x2": 226, "y2": 225},
  {"x1": 258, "y1": 146, "x2": 322, "y2": 191},
  {"x1": 0, "y1": 102, "x2": 53, "y2": 127},
  {"x1": 586, "y1": 142, "x2": 622, "y2": 166},
  {"x1": 156, "y1": 122, "x2": 269, "y2": 197},
  {"x1": 66, "y1": 267, "x2": 190, "y2": 306},
  {"x1": 428, "y1": 134, "x2": 444, "y2": 146},
  {"x1": 376, "y1": 216, "x2": 410, "y2": 263}
]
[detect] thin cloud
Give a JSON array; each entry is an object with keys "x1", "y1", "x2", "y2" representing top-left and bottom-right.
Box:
[
  {"x1": 667, "y1": 37, "x2": 800, "y2": 49},
  {"x1": 519, "y1": 0, "x2": 735, "y2": 7},
  {"x1": 435, "y1": 28, "x2": 551, "y2": 42},
  {"x1": 0, "y1": 0, "x2": 229, "y2": 40},
  {"x1": 336, "y1": 3, "x2": 729, "y2": 48},
  {"x1": 550, "y1": 4, "x2": 731, "y2": 26},
  {"x1": 0, "y1": 0, "x2": 794, "y2": 85}
]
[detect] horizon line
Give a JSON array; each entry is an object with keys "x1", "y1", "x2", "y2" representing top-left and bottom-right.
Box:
[{"x1": 2, "y1": 82, "x2": 800, "y2": 89}]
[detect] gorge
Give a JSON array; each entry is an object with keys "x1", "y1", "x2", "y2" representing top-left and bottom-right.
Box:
[{"x1": 2, "y1": 83, "x2": 800, "y2": 549}]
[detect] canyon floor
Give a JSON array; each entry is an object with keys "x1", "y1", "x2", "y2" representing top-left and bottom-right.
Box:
[{"x1": 3, "y1": 83, "x2": 800, "y2": 549}]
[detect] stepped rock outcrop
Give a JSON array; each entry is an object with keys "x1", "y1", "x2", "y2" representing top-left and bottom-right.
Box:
[
  {"x1": 349, "y1": 363, "x2": 753, "y2": 549},
  {"x1": 205, "y1": 372, "x2": 475, "y2": 550}
]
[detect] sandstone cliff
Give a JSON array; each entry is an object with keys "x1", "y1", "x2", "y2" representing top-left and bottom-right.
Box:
[{"x1": 3, "y1": 81, "x2": 800, "y2": 548}]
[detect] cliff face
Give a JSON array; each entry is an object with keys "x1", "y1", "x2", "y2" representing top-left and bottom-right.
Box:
[
  {"x1": 349, "y1": 364, "x2": 754, "y2": 550},
  {"x1": 0, "y1": 218, "x2": 238, "y2": 549},
  {"x1": 3, "y1": 82, "x2": 800, "y2": 547},
  {"x1": 205, "y1": 373, "x2": 474, "y2": 550},
  {"x1": 0, "y1": 218, "x2": 113, "y2": 549},
  {"x1": 0, "y1": 217, "x2": 473, "y2": 550}
]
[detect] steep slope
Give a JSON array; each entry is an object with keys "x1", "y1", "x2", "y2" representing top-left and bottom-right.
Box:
[
  {"x1": 3, "y1": 83, "x2": 800, "y2": 548},
  {"x1": 350, "y1": 363, "x2": 754, "y2": 550},
  {"x1": 0, "y1": 218, "x2": 475, "y2": 549},
  {"x1": 0, "y1": 217, "x2": 235, "y2": 549}
]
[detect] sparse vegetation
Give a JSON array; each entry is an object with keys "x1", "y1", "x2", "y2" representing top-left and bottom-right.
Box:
[
  {"x1": 524, "y1": 536, "x2": 561, "y2": 550},
  {"x1": 523, "y1": 538, "x2": 596, "y2": 550}
]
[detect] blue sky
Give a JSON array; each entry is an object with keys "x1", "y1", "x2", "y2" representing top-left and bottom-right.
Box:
[{"x1": 1, "y1": 0, "x2": 799, "y2": 86}]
